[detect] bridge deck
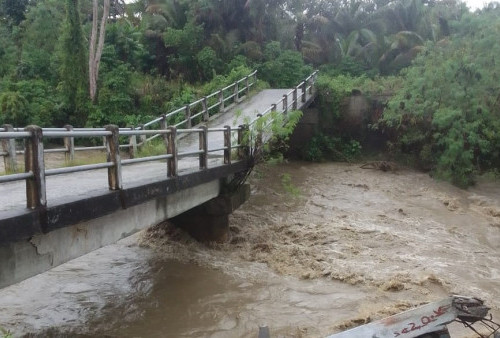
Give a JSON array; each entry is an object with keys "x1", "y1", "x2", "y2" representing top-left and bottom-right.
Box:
[{"x1": 0, "y1": 89, "x2": 312, "y2": 214}]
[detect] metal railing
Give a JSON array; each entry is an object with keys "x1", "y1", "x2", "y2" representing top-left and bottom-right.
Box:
[
  {"x1": 0, "y1": 70, "x2": 319, "y2": 210},
  {"x1": 0, "y1": 125, "x2": 245, "y2": 209}
]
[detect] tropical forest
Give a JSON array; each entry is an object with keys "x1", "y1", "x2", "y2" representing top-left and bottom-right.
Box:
[{"x1": 1, "y1": 0, "x2": 500, "y2": 186}]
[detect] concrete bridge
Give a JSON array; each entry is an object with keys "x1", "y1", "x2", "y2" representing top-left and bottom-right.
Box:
[{"x1": 0, "y1": 71, "x2": 318, "y2": 288}]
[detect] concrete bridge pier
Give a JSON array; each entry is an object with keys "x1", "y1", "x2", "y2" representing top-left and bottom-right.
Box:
[{"x1": 171, "y1": 183, "x2": 250, "y2": 242}]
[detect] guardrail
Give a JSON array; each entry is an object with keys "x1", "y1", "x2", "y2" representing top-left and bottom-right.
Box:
[
  {"x1": 0, "y1": 69, "x2": 319, "y2": 210},
  {"x1": 136, "y1": 70, "x2": 258, "y2": 146},
  {"x1": 0, "y1": 125, "x2": 246, "y2": 209}
]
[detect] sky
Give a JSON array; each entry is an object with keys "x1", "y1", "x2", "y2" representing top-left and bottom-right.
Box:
[
  {"x1": 123, "y1": 0, "x2": 492, "y2": 12},
  {"x1": 465, "y1": 0, "x2": 491, "y2": 10}
]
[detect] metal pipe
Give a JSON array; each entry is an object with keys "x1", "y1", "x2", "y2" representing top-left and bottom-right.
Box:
[
  {"x1": 178, "y1": 150, "x2": 204, "y2": 158},
  {"x1": 177, "y1": 128, "x2": 203, "y2": 134},
  {"x1": 174, "y1": 120, "x2": 188, "y2": 128},
  {"x1": 142, "y1": 116, "x2": 163, "y2": 128},
  {"x1": 74, "y1": 146, "x2": 106, "y2": 151},
  {"x1": 0, "y1": 172, "x2": 34, "y2": 183},
  {"x1": 45, "y1": 162, "x2": 113, "y2": 176},
  {"x1": 207, "y1": 103, "x2": 219, "y2": 111},
  {"x1": 190, "y1": 98, "x2": 204, "y2": 107},
  {"x1": 122, "y1": 154, "x2": 173, "y2": 165},
  {"x1": 119, "y1": 129, "x2": 169, "y2": 136},
  {"x1": 43, "y1": 131, "x2": 112, "y2": 138},
  {"x1": 222, "y1": 83, "x2": 235, "y2": 91},
  {"x1": 190, "y1": 111, "x2": 204, "y2": 120},
  {"x1": 208, "y1": 147, "x2": 228, "y2": 152},
  {"x1": 0, "y1": 132, "x2": 31, "y2": 139},
  {"x1": 44, "y1": 148, "x2": 67, "y2": 153}
]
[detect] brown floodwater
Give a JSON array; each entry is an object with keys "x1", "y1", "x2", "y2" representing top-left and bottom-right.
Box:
[{"x1": 0, "y1": 161, "x2": 499, "y2": 337}]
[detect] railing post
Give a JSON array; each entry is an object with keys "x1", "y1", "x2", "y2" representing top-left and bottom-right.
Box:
[
  {"x1": 167, "y1": 126, "x2": 177, "y2": 177},
  {"x1": 104, "y1": 125, "x2": 122, "y2": 190},
  {"x1": 24, "y1": 125, "x2": 46, "y2": 209},
  {"x1": 63, "y1": 124, "x2": 75, "y2": 163},
  {"x1": 256, "y1": 114, "x2": 263, "y2": 151},
  {"x1": 202, "y1": 96, "x2": 209, "y2": 121},
  {"x1": 283, "y1": 94, "x2": 288, "y2": 115},
  {"x1": 159, "y1": 113, "x2": 169, "y2": 150},
  {"x1": 292, "y1": 88, "x2": 298, "y2": 110},
  {"x1": 139, "y1": 124, "x2": 147, "y2": 145},
  {"x1": 245, "y1": 76, "x2": 250, "y2": 97},
  {"x1": 219, "y1": 89, "x2": 225, "y2": 113},
  {"x1": 308, "y1": 77, "x2": 313, "y2": 94},
  {"x1": 234, "y1": 82, "x2": 239, "y2": 103},
  {"x1": 237, "y1": 124, "x2": 249, "y2": 160},
  {"x1": 1, "y1": 124, "x2": 17, "y2": 173},
  {"x1": 129, "y1": 132, "x2": 137, "y2": 159},
  {"x1": 224, "y1": 125, "x2": 231, "y2": 165},
  {"x1": 199, "y1": 125, "x2": 208, "y2": 170},
  {"x1": 185, "y1": 104, "x2": 191, "y2": 128},
  {"x1": 301, "y1": 80, "x2": 307, "y2": 103},
  {"x1": 271, "y1": 103, "x2": 277, "y2": 112}
]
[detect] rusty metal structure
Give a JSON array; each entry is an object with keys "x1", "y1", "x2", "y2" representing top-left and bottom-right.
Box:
[{"x1": 327, "y1": 296, "x2": 499, "y2": 338}]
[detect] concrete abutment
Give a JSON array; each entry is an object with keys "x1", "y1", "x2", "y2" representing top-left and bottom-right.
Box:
[{"x1": 170, "y1": 183, "x2": 250, "y2": 242}]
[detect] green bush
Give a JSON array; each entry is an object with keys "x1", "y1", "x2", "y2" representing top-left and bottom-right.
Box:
[{"x1": 304, "y1": 133, "x2": 361, "y2": 162}]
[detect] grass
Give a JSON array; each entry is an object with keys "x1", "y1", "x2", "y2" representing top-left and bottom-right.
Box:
[
  {"x1": 64, "y1": 153, "x2": 106, "y2": 167},
  {"x1": 0, "y1": 326, "x2": 12, "y2": 338},
  {"x1": 137, "y1": 140, "x2": 168, "y2": 158},
  {"x1": 281, "y1": 173, "x2": 301, "y2": 197}
]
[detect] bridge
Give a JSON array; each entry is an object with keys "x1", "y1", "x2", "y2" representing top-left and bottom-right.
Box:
[{"x1": 0, "y1": 70, "x2": 318, "y2": 288}]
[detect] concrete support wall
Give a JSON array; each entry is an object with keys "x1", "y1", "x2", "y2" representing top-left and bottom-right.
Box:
[
  {"x1": 0, "y1": 180, "x2": 220, "y2": 288},
  {"x1": 171, "y1": 184, "x2": 250, "y2": 242},
  {"x1": 288, "y1": 107, "x2": 320, "y2": 157}
]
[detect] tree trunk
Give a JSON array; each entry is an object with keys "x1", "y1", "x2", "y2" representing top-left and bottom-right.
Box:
[{"x1": 89, "y1": 0, "x2": 110, "y2": 103}]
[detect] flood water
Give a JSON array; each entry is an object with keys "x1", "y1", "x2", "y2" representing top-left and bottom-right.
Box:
[{"x1": 0, "y1": 161, "x2": 499, "y2": 337}]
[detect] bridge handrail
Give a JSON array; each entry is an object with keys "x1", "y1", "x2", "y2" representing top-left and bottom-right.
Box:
[
  {"x1": 0, "y1": 125, "x2": 244, "y2": 209},
  {"x1": 137, "y1": 70, "x2": 257, "y2": 134},
  {"x1": 0, "y1": 69, "x2": 319, "y2": 210}
]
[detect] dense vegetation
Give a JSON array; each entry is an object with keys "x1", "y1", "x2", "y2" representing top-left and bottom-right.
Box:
[{"x1": 0, "y1": 0, "x2": 499, "y2": 185}]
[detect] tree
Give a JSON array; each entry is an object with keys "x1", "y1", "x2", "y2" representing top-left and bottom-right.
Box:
[
  {"x1": 89, "y1": 0, "x2": 110, "y2": 103},
  {"x1": 59, "y1": 0, "x2": 88, "y2": 125}
]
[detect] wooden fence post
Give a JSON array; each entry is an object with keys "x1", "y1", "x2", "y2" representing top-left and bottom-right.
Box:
[
  {"x1": 104, "y1": 125, "x2": 122, "y2": 190},
  {"x1": 139, "y1": 124, "x2": 147, "y2": 145},
  {"x1": 283, "y1": 94, "x2": 288, "y2": 115},
  {"x1": 129, "y1": 132, "x2": 137, "y2": 159},
  {"x1": 256, "y1": 114, "x2": 263, "y2": 152},
  {"x1": 1, "y1": 124, "x2": 17, "y2": 173},
  {"x1": 245, "y1": 76, "x2": 250, "y2": 96},
  {"x1": 24, "y1": 125, "x2": 46, "y2": 209},
  {"x1": 64, "y1": 124, "x2": 75, "y2": 163},
  {"x1": 237, "y1": 124, "x2": 249, "y2": 160},
  {"x1": 199, "y1": 125, "x2": 208, "y2": 170},
  {"x1": 301, "y1": 80, "x2": 307, "y2": 102},
  {"x1": 292, "y1": 88, "x2": 298, "y2": 110},
  {"x1": 224, "y1": 125, "x2": 231, "y2": 164},
  {"x1": 167, "y1": 126, "x2": 177, "y2": 177},
  {"x1": 308, "y1": 77, "x2": 313, "y2": 94},
  {"x1": 271, "y1": 103, "x2": 277, "y2": 112},
  {"x1": 202, "y1": 96, "x2": 209, "y2": 121},
  {"x1": 219, "y1": 89, "x2": 225, "y2": 113},
  {"x1": 185, "y1": 104, "x2": 192, "y2": 128},
  {"x1": 234, "y1": 82, "x2": 239, "y2": 103}
]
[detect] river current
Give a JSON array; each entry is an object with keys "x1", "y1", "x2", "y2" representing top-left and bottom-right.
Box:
[{"x1": 0, "y1": 161, "x2": 499, "y2": 337}]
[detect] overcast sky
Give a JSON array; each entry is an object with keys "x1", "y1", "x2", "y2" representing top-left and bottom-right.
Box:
[{"x1": 123, "y1": 0, "x2": 492, "y2": 13}]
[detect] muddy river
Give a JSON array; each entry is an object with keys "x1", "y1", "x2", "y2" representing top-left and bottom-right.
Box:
[{"x1": 0, "y1": 161, "x2": 499, "y2": 337}]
